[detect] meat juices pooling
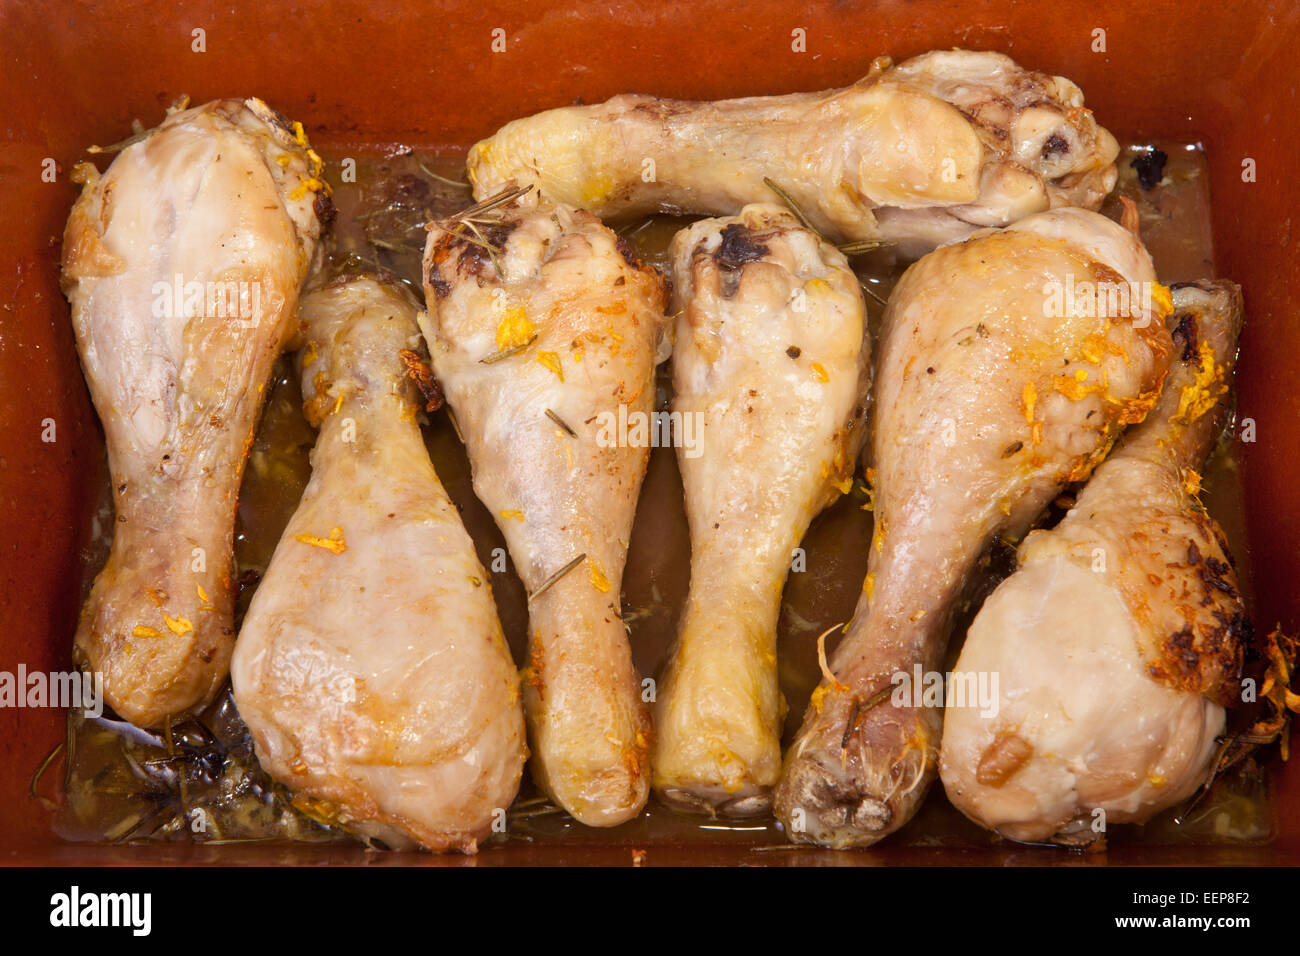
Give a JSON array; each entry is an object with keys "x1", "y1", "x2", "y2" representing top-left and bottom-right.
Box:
[
  {"x1": 774, "y1": 208, "x2": 1175, "y2": 848},
  {"x1": 421, "y1": 188, "x2": 669, "y2": 826},
  {"x1": 940, "y1": 281, "x2": 1246, "y2": 845},
  {"x1": 61, "y1": 98, "x2": 328, "y2": 729},
  {"x1": 467, "y1": 50, "x2": 1119, "y2": 255},
  {"x1": 653, "y1": 204, "x2": 870, "y2": 815},
  {"x1": 231, "y1": 278, "x2": 527, "y2": 852}
]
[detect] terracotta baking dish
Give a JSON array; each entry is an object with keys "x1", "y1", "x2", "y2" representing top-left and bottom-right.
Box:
[{"x1": 2, "y1": 0, "x2": 1297, "y2": 866}]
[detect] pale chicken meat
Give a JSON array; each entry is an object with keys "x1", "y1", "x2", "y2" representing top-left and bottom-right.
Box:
[
  {"x1": 653, "y1": 204, "x2": 870, "y2": 815},
  {"x1": 467, "y1": 50, "x2": 1118, "y2": 254},
  {"x1": 940, "y1": 281, "x2": 1246, "y2": 845},
  {"x1": 61, "y1": 98, "x2": 328, "y2": 728},
  {"x1": 773, "y1": 208, "x2": 1175, "y2": 847},
  {"x1": 230, "y1": 277, "x2": 526, "y2": 852},
  {"x1": 420, "y1": 188, "x2": 669, "y2": 826}
]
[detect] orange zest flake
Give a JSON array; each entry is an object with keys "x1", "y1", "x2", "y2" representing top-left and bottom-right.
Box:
[
  {"x1": 832, "y1": 476, "x2": 853, "y2": 495},
  {"x1": 810, "y1": 623, "x2": 850, "y2": 713},
  {"x1": 499, "y1": 509, "x2": 525, "y2": 521},
  {"x1": 288, "y1": 177, "x2": 326, "y2": 202},
  {"x1": 164, "y1": 614, "x2": 193, "y2": 636},
  {"x1": 811, "y1": 361, "x2": 830, "y2": 383},
  {"x1": 859, "y1": 480, "x2": 875, "y2": 512},
  {"x1": 1021, "y1": 380, "x2": 1037, "y2": 425},
  {"x1": 196, "y1": 583, "x2": 214, "y2": 611},
  {"x1": 295, "y1": 526, "x2": 347, "y2": 554},
  {"x1": 863, "y1": 573, "x2": 875, "y2": 600},
  {"x1": 132, "y1": 625, "x2": 162, "y2": 639},
  {"x1": 1113, "y1": 386, "x2": 1163, "y2": 426},
  {"x1": 536, "y1": 350, "x2": 565, "y2": 381},
  {"x1": 1150, "y1": 281, "x2": 1174, "y2": 319},
  {"x1": 873, "y1": 518, "x2": 887, "y2": 554},
  {"x1": 1183, "y1": 468, "x2": 1203, "y2": 496},
  {"x1": 494, "y1": 306, "x2": 536, "y2": 351},
  {"x1": 587, "y1": 557, "x2": 613, "y2": 593},
  {"x1": 305, "y1": 147, "x2": 325, "y2": 178},
  {"x1": 1052, "y1": 370, "x2": 1103, "y2": 402},
  {"x1": 1174, "y1": 340, "x2": 1225, "y2": 424}
]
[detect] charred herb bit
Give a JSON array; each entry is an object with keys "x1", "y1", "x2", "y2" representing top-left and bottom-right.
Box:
[
  {"x1": 527, "y1": 552, "x2": 587, "y2": 601},
  {"x1": 545, "y1": 408, "x2": 577, "y2": 436},
  {"x1": 786, "y1": 345, "x2": 802, "y2": 359},
  {"x1": 1131, "y1": 147, "x2": 1168, "y2": 190},
  {"x1": 400, "y1": 348, "x2": 444, "y2": 412}
]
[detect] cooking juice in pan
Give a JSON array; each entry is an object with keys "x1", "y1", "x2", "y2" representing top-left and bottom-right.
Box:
[{"x1": 49, "y1": 145, "x2": 1271, "y2": 849}]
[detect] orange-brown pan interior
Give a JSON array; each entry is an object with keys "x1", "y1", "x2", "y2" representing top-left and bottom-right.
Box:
[{"x1": 1, "y1": 0, "x2": 1297, "y2": 865}]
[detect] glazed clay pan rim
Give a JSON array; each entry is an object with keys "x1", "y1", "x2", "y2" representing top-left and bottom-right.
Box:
[{"x1": 1, "y1": 0, "x2": 1298, "y2": 865}]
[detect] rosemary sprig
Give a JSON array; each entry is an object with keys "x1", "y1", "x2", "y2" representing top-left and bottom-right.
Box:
[
  {"x1": 763, "y1": 176, "x2": 818, "y2": 233},
  {"x1": 545, "y1": 408, "x2": 576, "y2": 436},
  {"x1": 837, "y1": 239, "x2": 892, "y2": 256},
  {"x1": 418, "y1": 161, "x2": 473, "y2": 189},
  {"x1": 762, "y1": 176, "x2": 894, "y2": 260},
  {"x1": 859, "y1": 281, "x2": 889, "y2": 308},
  {"x1": 445, "y1": 183, "x2": 533, "y2": 225},
  {"x1": 427, "y1": 184, "x2": 533, "y2": 280},
  {"x1": 528, "y1": 552, "x2": 587, "y2": 601},
  {"x1": 87, "y1": 125, "x2": 153, "y2": 155},
  {"x1": 462, "y1": 218, "x2": 504, "y2": 277},
  {"x1": 480, "y1": 334, "x2": 537, "y2": 365}
]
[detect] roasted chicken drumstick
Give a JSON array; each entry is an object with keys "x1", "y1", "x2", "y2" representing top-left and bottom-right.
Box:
[
  {"x1": 653, "y1": 204, "x2": 870, "y2": 815},
  {"x1": 61, "y1": 98, "x2": 327, "y2": 728},
  {"x1": 468, "y1": 50, "x2": 1118, "y2": 254},
  {"x1": 231, "y1": 277, "x2": 526, "y2": 852},
  {"x1": 421, "y1": 189, "x2": 669, "y2": 826},
  {"x1": 774, "y1": 208, "x2": 1174, "y2": 847},
  {"x1": 940, "y1": 281, "x2": 1246, "y2": 845}
]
